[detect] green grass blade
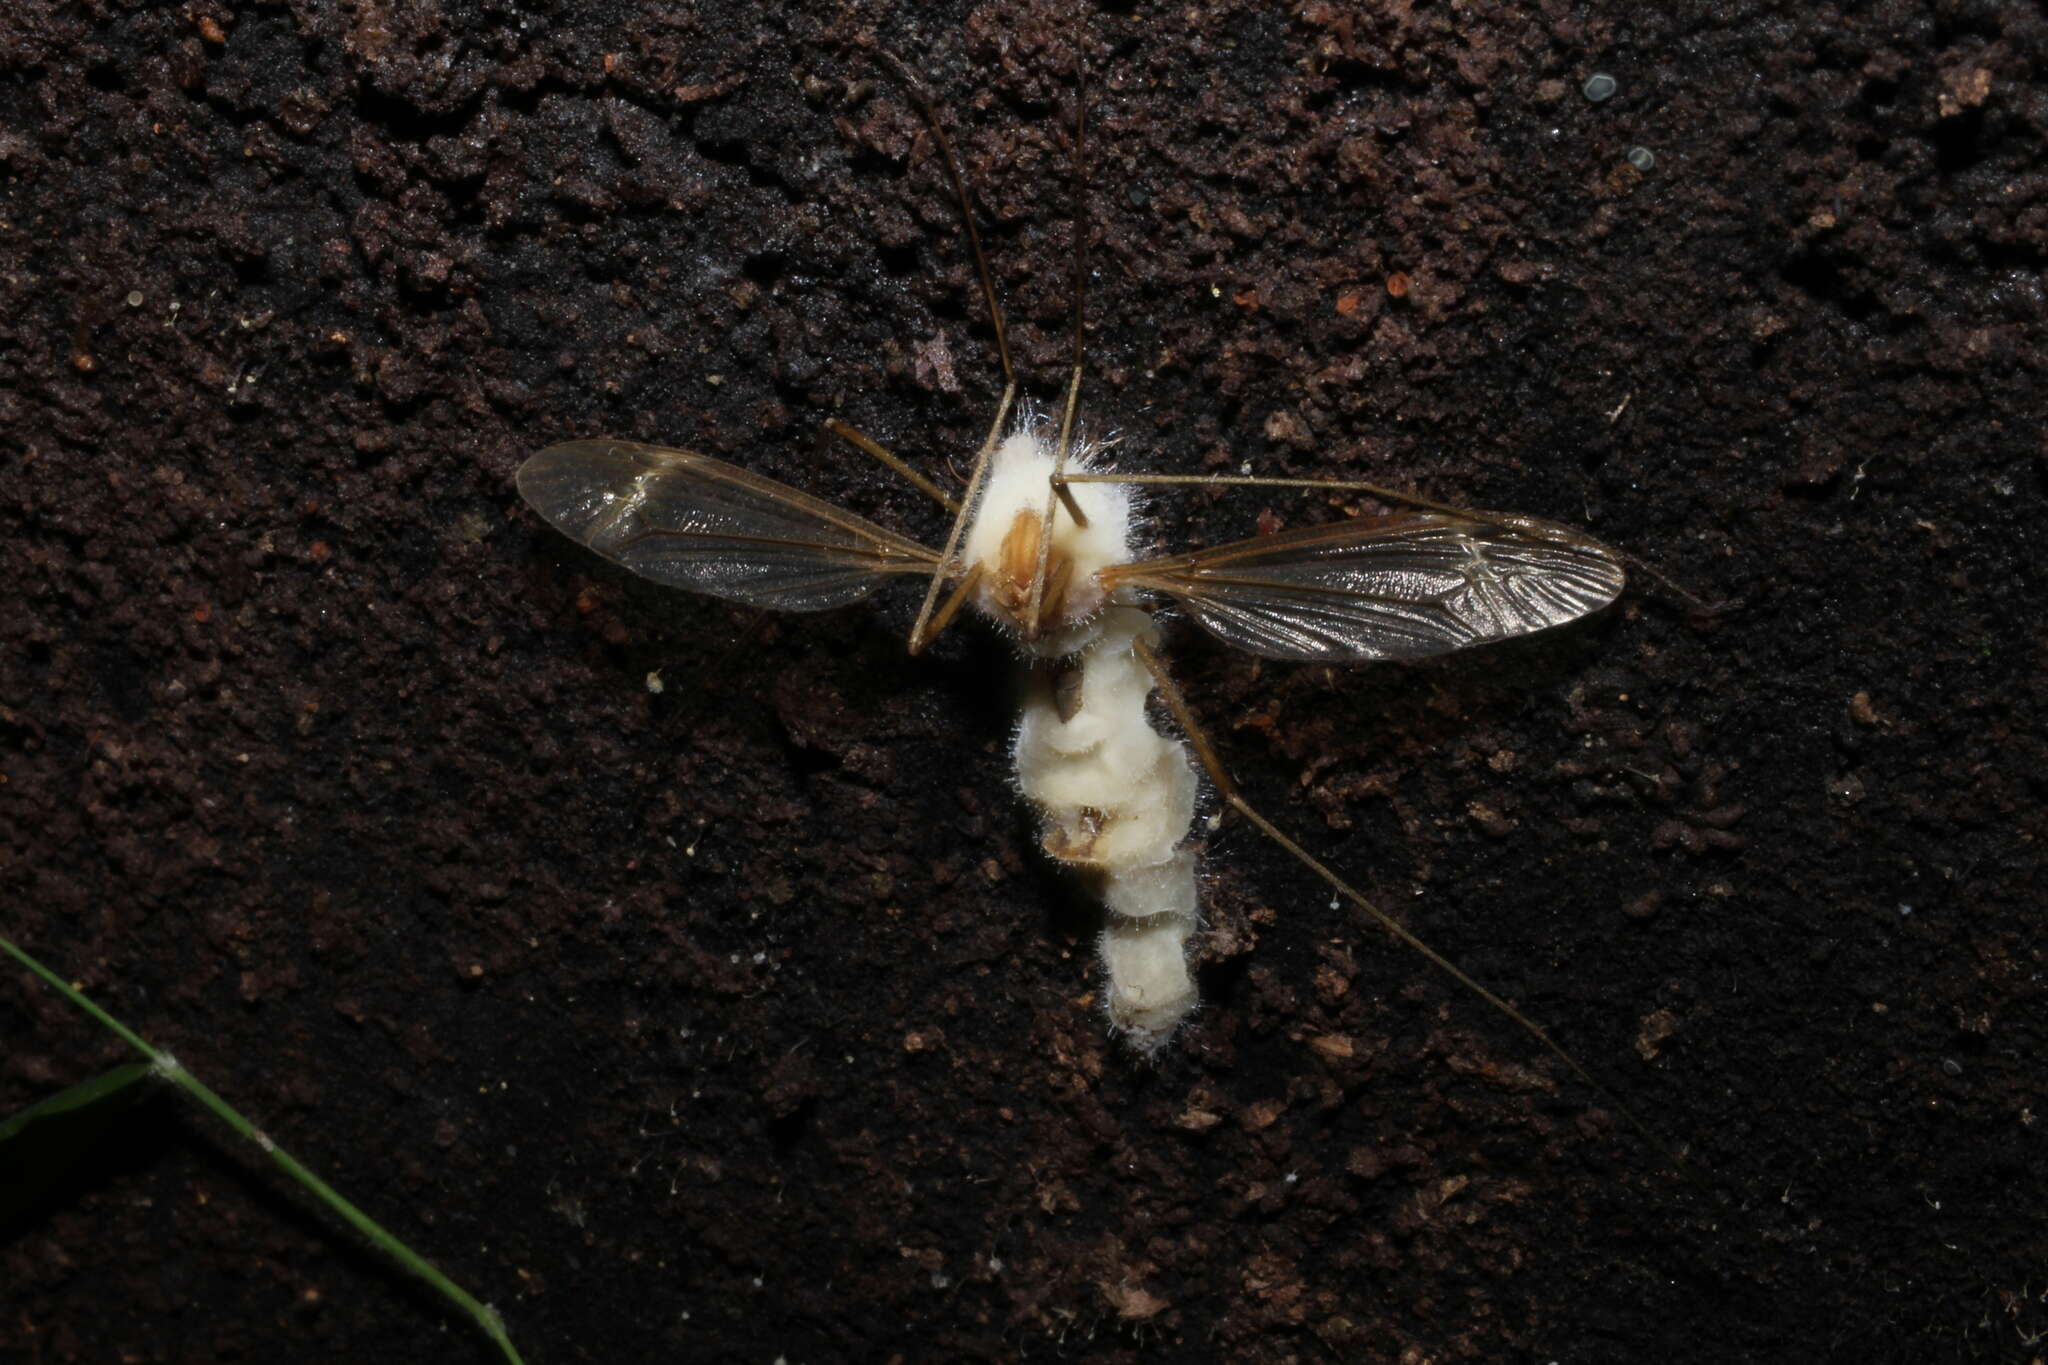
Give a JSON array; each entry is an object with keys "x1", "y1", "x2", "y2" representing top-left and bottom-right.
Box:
[
  {"x1": 0, "y1": 1061, "x2": 152, "y2": 1143},
  {"x1": 1, "y1": 933, "x2": 528, "y2": 1364},
  {"x1": 0, "y1": 1062, "x2": 154, "y2": 1224}
]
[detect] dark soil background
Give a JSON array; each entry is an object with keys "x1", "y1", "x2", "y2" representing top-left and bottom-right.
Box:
[{"x1": 3, "y1": 2, "x2": 2042, "y2": 1362}]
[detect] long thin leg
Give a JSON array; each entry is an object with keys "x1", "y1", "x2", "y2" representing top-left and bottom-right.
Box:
[
  {"x1": 865, "y1": 49, "x2": 1016, "y2": 394},
  {"x1": 1130, "y1": 634, "x2": 1699, "y2": 1181},
  {"x1": 1062, "y1": 471, "x2": 1477, "y2": 518},
  {"x1": 1023, "y1": 360, "x2": 1085, "y2": 641},
  {"x1": 1024, "y1": 72, "x2": 1093, "y2": 640},
  {"x1": 923, "y1": 562, "x2": 986, "y2": 641},
  {"x1": 822, "y1": 418, "x2": 960, "y2": 514},
  {"x1": 862, "y1": 48, "x2": 1020, "y2": 655},
  {"x1": 1608, "y1": 549, "x2": 1730, "y2": 614},
  {"x1": 910, "y1": 382, "x2": 1014, "y2": 656},
  {"x1": 1050, "y1": 64, "x2": 1092, "y2": 529}
]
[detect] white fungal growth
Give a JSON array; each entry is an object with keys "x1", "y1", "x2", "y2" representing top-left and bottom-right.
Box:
[
  {"x1": 516, "y1": 88, "x2": 1635, "y2": 1067},
  {"x1": 960, "y1": 416, "x2": 1138, "y2": 655},
  {"x1": 1014, "y1": 608, "x2": 1201, "y2": 1050},
  {"x1": 967, "y1": 415, "x2": 1201, "y2": 1051}
]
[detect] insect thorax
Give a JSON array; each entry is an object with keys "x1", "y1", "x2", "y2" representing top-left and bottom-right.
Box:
[{"x1": 961, "y1": 422, "x2": 1137, "y2": 653}]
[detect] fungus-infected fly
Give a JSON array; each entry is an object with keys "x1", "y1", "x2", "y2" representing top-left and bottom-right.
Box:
[{"x1": 517, "y1": 59, "x2": 1627, "y2": 1082}]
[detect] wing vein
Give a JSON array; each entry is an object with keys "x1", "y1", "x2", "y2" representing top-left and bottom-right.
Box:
[
  {"x1": 1103, "y1": 511, "x2": 1625, "y2": 662},
  {"x1": 517, "y1": 439, "x2": 942, "y2": 613}
]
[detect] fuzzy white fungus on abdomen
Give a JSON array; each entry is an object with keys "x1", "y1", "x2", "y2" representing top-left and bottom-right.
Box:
[{"x1": 1014, "y1": 607, "x2": 1200, "y2": 1050}]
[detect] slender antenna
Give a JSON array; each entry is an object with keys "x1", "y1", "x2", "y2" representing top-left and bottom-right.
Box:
[
  {"x1": 865, "y1": 49, "x2": 1015, "y2": 392},
  {"x1": 1131, "y1": 635, "x2": 1707, "y2": 1189},
  {"x1": 1053, "y1": 62, "x2": 1091, "y2": 516},
  {"x1": 859, "y1": 47, "x2": 1021, "y2": 654},
  {"x1": 1025, "y1": 67, "x2": 1094, "y2": 639}
]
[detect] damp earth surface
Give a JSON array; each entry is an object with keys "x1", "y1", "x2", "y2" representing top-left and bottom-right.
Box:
[{"x1": 3, "y1": 2, "x2": 2043, "y2": 1362}]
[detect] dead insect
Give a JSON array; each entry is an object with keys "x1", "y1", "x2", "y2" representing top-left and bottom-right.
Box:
[{"x1": 516, "y1": 61, "x2": 1625, "y2": 1069}]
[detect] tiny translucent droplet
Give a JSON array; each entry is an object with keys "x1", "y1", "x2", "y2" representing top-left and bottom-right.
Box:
[
  {"x1": 1583, "y1": 73, "x2": 1618, "y2": 102},
  {"x1": 1626, "y1": 146, "x2": 1656, "y2": 171}
]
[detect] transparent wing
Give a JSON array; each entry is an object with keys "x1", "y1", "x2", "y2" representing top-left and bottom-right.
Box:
[
  {"x1": 517, "y1": 440, "x2": 941, "y2": 612},
  {"x1": 1101, "y1": 512, "x2": 1625, "y2": 662}
]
